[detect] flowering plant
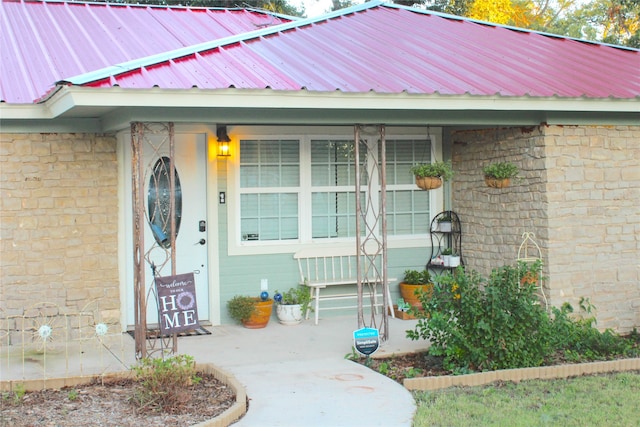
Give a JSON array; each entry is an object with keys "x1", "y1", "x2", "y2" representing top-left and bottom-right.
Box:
[{"x1": 407, "y1": 261, "x2": 548, "y2": 372}]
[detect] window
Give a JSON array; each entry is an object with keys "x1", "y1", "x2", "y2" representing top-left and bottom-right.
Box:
[
  {"x1": 385, "y1": 139, "x2": 431, "y2": 235},
  {"x1": 230, "y1": 127, "x2": 442, "y2": 254},
  {"x1": 239, "y1": 140, "x2": 299, "y2": 241},
  {"x1": 311, "y1": 139, "x2": 366, "y2": 239}
]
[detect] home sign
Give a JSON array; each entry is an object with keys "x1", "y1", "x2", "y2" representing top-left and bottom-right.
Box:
[{"x1": 155, "y1": 272, "x2": 200, "y2": 335}]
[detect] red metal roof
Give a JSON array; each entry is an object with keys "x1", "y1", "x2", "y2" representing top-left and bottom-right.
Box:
[
  {"x1": 80, "y1": 4, "x2": 638, "y2": 99},
  {"x1": 2, "y1": 1, "x2": 639, "y2": 104},
  {"x1": 0, "y1": 0, "x2": 291, "y2": 103}
]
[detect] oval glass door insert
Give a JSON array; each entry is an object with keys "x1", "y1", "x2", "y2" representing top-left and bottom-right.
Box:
[{"x1": 148, "y1": 156, "x2": 182, "y2": 248}]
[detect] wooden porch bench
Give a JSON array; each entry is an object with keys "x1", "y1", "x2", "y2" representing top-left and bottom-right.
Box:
[{"x1": 294, "y1": 247, "x2": 396, "y2": 325}]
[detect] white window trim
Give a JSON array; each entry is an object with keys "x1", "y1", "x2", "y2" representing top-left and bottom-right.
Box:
[{"x1": 226, "y1": 126, "x2": 444, "y2": 256}]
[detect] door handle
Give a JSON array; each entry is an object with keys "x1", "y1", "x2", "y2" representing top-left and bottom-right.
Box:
[{"x1": 196, "y1": 238, "x2": 206, "y2": 245}]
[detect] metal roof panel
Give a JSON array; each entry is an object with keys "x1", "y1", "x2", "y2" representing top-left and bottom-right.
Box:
[
  {"x1": 0, "y1": 0, "x2": 291, "y2": 103},
  {"x1": 2, "y1": 1, "x2": 638, "y2": 104},
  {"x1": 85, "y1": 4, "x2": 638, "y2": 99}
]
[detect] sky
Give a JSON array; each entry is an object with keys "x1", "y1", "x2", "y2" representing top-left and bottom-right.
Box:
[{"x1": 294, "y1": 0, "x2": 364, "y2": 17}]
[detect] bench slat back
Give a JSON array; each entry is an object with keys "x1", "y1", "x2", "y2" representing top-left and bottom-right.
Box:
[{"x1": 294, "y1": 247, "x2": 383, "y2": 284}]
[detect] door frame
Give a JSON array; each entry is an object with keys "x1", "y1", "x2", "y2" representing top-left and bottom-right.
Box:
[{"x1": 117, "y1": 124, "x2": 221, "y2": 332}]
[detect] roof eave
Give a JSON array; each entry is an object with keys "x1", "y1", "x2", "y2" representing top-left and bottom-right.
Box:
[
  {"x1": 46, "y1": 85, "x2": 640, "y2": 112},
  {"x1": 2, "y1": 86, "x2": 638, "y2": 133}
]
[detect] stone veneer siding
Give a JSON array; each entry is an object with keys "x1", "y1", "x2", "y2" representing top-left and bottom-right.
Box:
[
  {"x1": 0, "y1": 133, "x2": 120, "y2": 328},
  {"x1": 451, "y1": 125, "x2": 640, "y2": 333}
]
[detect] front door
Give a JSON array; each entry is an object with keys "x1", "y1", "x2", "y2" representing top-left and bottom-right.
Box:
[{"x1": 124, "y1": 131, "x2": 210, "y2": 328}]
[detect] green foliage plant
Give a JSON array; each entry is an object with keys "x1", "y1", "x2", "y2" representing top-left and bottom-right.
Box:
[
  {"x1": 548, "y1": 300, "x2": 639, "y2": 362},
  {"x1": 131, "y1": 354, "x2": 202, "y2": 413},
  {"x1": 2, "y1": 383, "x2": 26, "y2": 405},
  {"x1": 407, "y1": 261, "x2": 553, "y2": 372},
  {"x1": 407, "y1": 260, "x2": 639, "y2": 373},
  {"x1": 227, "y1": 295, "x2": 257, "y2": 323},
  {"x1": 402, "y1": 269, "x2": 432, "y2": 285},
  {"x1": 482, "y1": 161, "x2": 519, "y2": 179},
  {"x1": 437, "y1": 213, "x2": 452, "y2": 222},
  {"x1": 67, "y1": 389, "x2": 79, "y2": 401},
  {"x1": 410, "y1": 160, "x2": 454, "y2": 181},
  {"x1": 274, "y1": 286, "x2": 312, "y2": 314}
]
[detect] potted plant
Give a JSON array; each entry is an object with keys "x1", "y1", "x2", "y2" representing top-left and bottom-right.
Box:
[
  {"x1": 390, "y1": 298, "x2": 415, "y2": 320},
  {"x1": 398, "y1": 269, "x2": 433, "y2": 309},
  {"x1": 227, "y1": 295, "x2": 273, "y2": 329},
  {"x1": 449, "y1": 251, "x2": 461, "y2": 268},
  {"x1": 441, "y1": 248, "x2": 453, "y2": 267},
  {"x1": 273, "y1": 286, "x2": 311, "y2": 325},
  {"x1": 410, "y1": 160, "x2": 453, "y2": 190},
  {"x1": 437, "y1": 213, "x2": 453, "y2": 232},
  {"x1": 482, "y1": 161, "x2": 519, "y2": 188}
]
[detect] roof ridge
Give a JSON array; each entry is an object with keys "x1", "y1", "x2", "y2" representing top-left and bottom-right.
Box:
[{"x1": 60, "y1": 0, "x2": 386, "y2": 87}]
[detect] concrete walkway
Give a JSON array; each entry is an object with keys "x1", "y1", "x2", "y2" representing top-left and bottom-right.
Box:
[
  {"x1": 178, "y1": 316, "x2": 428, "y2": 427},
  {"x1": 2, "y1": 315, "x2": 428, "y2": 427}
]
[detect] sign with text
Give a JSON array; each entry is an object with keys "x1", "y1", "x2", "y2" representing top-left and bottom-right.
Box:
[
  {"x1": 155, "y1": 272, "x2": 200, "y2": 335},
  {"x1": 353, "y1": 327, "x2": 380, "y2": 356}
]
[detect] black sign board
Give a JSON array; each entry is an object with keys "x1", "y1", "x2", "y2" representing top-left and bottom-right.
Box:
[
  {"x1": 353, "y1": 327, "x2": 380, "y2": 356},
  {"x1": 155, "y1": 272, "x2": 200, "y2": 335}
]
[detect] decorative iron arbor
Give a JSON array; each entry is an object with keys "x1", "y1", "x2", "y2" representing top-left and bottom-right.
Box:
[
  {"x1": 131, "y1": 122, "x2": 179, "y2": 359},
  {"x1": 354, "y1": 125, "x2": 390, "y2": 341}
]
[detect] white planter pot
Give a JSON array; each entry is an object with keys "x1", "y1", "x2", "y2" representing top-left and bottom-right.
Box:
[
  {"x1": 438, "y1": 221, "x2": 452, "y2": 232},
  {"x1": 449, "y1": 256, "x2": 460, "y2": 268},
  {"x1": 276, "y1": 304, "x2": 303, "y2": 326},
  {"x1": 443, "y1": 255, "x2": 451, "y2": 267}
]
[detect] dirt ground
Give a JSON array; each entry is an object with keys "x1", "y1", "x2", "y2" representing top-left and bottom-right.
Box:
[{"x1": 0, "y1": 372, "x2": 236, "y2": 427}]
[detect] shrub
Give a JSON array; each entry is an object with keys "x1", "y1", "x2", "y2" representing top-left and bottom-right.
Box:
[
  {"x1": 131, "y1": 354, "x2": 201, "y2": 413},
  {"x1": 407, "y1": 261, "x2": 553, "y2": 372},
  {"x1": 549, "y1": 300, "x2": 639, "y2": 362},
  {"x1": 407, "y1": 261, "x2": 639, "y2": 373}
]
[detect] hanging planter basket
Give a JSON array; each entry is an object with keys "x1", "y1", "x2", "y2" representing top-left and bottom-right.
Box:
[
  {"x1": 484, "y1": 176, "x2": 511, "y2": 188},
  {"x1": 415, "y1": 176, "x2": 443, "y2": 190}
]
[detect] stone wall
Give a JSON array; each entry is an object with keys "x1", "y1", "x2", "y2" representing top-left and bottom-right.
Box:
[
  {"x1": 0, "y1": 133, "x2": 120, "y2": 328},
  {"x1": 451, "y1": 125, "x2": 640, "y2": 333},
  {"x1": 544, "y1": 125, "x2": 640, "y2": 332}
]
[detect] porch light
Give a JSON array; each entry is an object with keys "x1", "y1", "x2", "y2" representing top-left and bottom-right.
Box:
[{"x1": 217, "y1": 125, "x2": 231, "y2": 157}]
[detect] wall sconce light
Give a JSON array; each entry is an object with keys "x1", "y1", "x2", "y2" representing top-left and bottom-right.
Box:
[{"x1": 217, "y1": 125, "x2": 231, "y2": 157}]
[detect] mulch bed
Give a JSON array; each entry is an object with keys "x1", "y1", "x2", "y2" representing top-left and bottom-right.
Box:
[{"x1": 0, "y1": 372, "x2": 235, "y2": 427}]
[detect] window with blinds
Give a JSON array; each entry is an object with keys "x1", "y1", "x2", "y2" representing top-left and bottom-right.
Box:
[{"x1": 237, "y1": 134, "x2": 433, "y2": 244}]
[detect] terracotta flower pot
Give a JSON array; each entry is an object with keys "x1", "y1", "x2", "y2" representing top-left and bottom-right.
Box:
[
  {"x1": 415, "y1": 176, "x2": 442, "y2": 190},
  {"x1": 242, "y1": 299, "x2": 273, "y2": 329},
  {"x1": 399, "y1": 282, "x2": 433, "y2": 310}
]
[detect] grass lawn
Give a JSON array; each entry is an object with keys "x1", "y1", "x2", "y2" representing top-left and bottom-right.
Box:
[{"x1": 412, "y1": 371, "x2": 640, "y2": 426}]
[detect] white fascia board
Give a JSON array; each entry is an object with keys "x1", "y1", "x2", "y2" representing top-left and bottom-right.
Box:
[
  {"x1": 0, "y1": 103, "x2": 53, "y2": 119},
  {"x1": 35, "y1": 85, "x2": 640, "y2": 118}
]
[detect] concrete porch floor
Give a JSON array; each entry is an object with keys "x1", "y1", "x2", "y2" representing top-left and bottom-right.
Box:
[{"x1": 2, "y1": 315, "x2": 429, "y2": 426}]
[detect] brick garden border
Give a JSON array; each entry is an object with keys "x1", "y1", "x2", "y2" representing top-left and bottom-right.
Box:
[
  {"x1": 404, "y1": 357, "x2": 640, "y2": 391},
  {"x1": 0, "y1": 363, "x2": 247, "y2": 427}
]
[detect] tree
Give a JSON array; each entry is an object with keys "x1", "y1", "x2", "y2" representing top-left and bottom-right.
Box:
[
  {"x1": 468, "y1": 0, "x2": 515, "y2": 24},
  {"x1": 398, "y1": 0, "x2": 639, "y2": 47}
]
